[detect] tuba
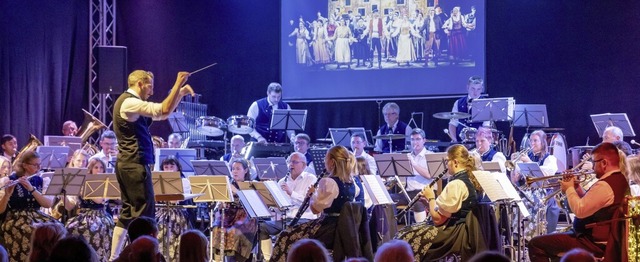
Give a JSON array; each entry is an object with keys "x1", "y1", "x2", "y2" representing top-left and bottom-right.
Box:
[
  {"x1": 77, "y1": 109, "x2": 107, "y2": 144},
  {"x1": 12, "y1": 134, "x2": 43, "y2": 167}
]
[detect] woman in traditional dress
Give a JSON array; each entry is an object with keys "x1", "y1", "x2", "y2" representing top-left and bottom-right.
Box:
[
  {"x1": 311, "y1": 19, "x2": 331, "y2": 68},
  {"x1": 211, "y1": 158, "x2": 257, "y2": 262},
  {"x1": 289, "y1": 21, "x2": 311, "y2": 66},
  {"x1": 393, "y1": 13, "x2": 421, "y2": 66},
  {"x1": 395, "y1": 144, "x2": 482, "y2": 261},
  {"x1": 331, "y1": 19, "x2": 352, "y2": 69},
  {"x1": 64, "y1": 158, "x2": 114, "y2": 262},
  {"x1": 443, "y1": 6, "x2": 471, "y2": 65},
  {"x1": 156, "y1": 156, "x2": 193, "y2": 261},
  {"x1": 271, "y1": 145, "x2": 365, "y2": 262},
  {"x1": 0, "y1": 151, "x2": 58, "y2": 262}
]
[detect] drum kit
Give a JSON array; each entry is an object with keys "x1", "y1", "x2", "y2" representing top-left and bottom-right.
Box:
[
  {"x1": 195, "y1": 115, "x2": 256, "y2": 136},
  {"x1": 432, "y1": 111, "x2": 501, "y2": 143}
]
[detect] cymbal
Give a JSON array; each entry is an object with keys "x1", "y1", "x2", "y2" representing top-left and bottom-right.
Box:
[
  {"x1": 541, "y1": 127, "x2": 565, "y2": 132},
  {"x1": 316, "y1": 138, "x2": 333, "y2": 143},
  {"x1": 432, "y1": 112, "x2": 471, "y2": 120},
  {"x1": 373, "y1": 134, "x2": 407, "y2": 140}
]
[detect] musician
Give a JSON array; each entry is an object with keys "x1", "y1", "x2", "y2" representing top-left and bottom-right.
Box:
[
  {"x1": 167, "y1": 133, "x2": 183, "y2": 148},
  {"x1": 220, "y1": 135, "x2": 246, "y2": 162},
  {"x1": 89, "y1": 130, "x2": 118, "y2": 169},
  {"x1": 259, "y1": 152, "x2": 318, "y2": 261},
  {"x1": 271, "y1": 145, "x2": 365, "y2": 262},
  {"x1": 447, "y1": 76, "x2": 490, "y2": 142},
  {"x1": 396, "y1": 144, "x2": 482, "y2": 261},
  {"x1": 602, "y1": 126, "x2": 623, "y2": 143},
  {"x1": 62, "y1": 120, "x2": 78, "y2": 136},
  {"x1": 110, "y1": 70, "x2": 194, "y2": 260},
  {"x1": 581, "y1": 126, "x2": 628, "y2": 171},
  {"x1": 211, "y1": 158, "x2": 257, "y2": 262},
  {"x1": 294, "y1": 133, "x2": 316, "y2": 175},
  {"x1": 474, "y1": 127, "x2": 506, "y2": 173},
  {"x1": 512, "y1": 129, "x2": 560, "y2": 234},
  {"x1": 156, "y1": 157, "x2": 193, "y2": 261},
  {"x1": 0, "y1": 156, "x2": 11, "y2": 178},
  {"x1": 391, "y1": 128, "x2": 434, "y2": 223},
  {"x1": 0, "y1": 134, "x2": 17, "y2": 161},
  {"x1": 351, "y1": 134, "x2": 377, "y2": 175},
  {"x1": 247, "y1": 82, "x2": 295, "y2": 144},
  {"x1": 528, "y1": 142, "x2": 630, "y2": 261},
  {"x1": 68, "y1": 149, "x2": 89, "y2": 168},
  {"x1": 0, "y1": 151, "x2": 59, "y2": 261},
  {"x1": 374, "y1": 102, "x2": 411, "y2": 153},
  {"x1": 65, "y1": 158, "x2": 114, "y2": 261}
]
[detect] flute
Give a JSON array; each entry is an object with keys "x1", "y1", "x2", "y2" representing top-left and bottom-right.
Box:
[{"x1": 0, "y1": 173, "x2": 39, "y2": 190}]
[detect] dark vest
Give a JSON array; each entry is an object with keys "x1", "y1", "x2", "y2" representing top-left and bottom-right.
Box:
[
  {"x1": 113, "y1": 92, "x2": 155, "y2": 165},
  {"x1": 7, "y1": 173, "x2": 44, "y2": 209},
  {"x1": 378, "y1": 121, "x2": 408, "y2": 153},
  {"x1": 573, "y1": 172, "x2": 629, "y2": 239},
  {"x1": 222, "y1": 153, "x2": 232, "y2": 162},
  {"x1": 528, "y1": 152, "x2": 549, "y2": 166},
  {"x1": 304, "y1": 151, "x2": 313, "y2": 165},
  {"x1": 455, "y1": 97, "x2": 483, "y2": 138},
  {"x1": 324, "y1": 177, "x2": 362, "y2": 214},
  {"x1": 480, "y1": 148, "x2": 498, "y2": 162},
  {"x1": 255, "y1": 98, "x2": 288, "y2": 143},
  {"x1": 447, "y1": 170, "x2": 478, "y2": 226}
]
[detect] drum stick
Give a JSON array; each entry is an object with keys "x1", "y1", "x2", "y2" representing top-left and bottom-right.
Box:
[{"x1": 189, "y1": 62, "x2": 217, "y2": 75}]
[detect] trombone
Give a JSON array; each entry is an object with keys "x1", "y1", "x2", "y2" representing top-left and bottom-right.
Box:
[{"x1": 505, "y1": 147, "x2": 531, "y2": 171}]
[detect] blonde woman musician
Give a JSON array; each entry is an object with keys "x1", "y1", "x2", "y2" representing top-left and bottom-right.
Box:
[{"x1": 474, "y1": 127, "x2": 506, "y2": 173}]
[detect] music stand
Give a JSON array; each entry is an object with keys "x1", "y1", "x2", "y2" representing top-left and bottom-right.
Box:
[
  {"x1": 237, "y1": 190, "x2": 272, "y2": 218},
  {"x1": 152, "y1": 171, "x2": 183, "y2": 195},
  {"x1": 482, "y1": 161, "x2": 504, "y2": 173},
  {"x1": 237, "y1": 180, "x2": 293, "y2": 209},
  {"x1": 309, "y1": 148, "x2": 329, "y2": 175},
  {"x1": 44, "y1": 135, "x2": 82, "y2": 155},
  {"x1": 191, "y1": 160, "x2": 231, "y2": 176},
  {"x1": 270, "y1": 109, "x2": 307, "y2": 131},
  {"x1": 590, "y1": 113, "x2": 636, "y2": 137},
  {"x1": 253, "y1": 157, "x2": 288, "y2": 180},
  {"x1": 425, "y1": 153, "x2": 448, "y2": 177},
  {"x1": 470, "y1": 97, "x2": 515, "y2": 123},
  {"x1": 168, "y1": 112, "x2": 190, "y2": 133},
  {"x1": 516, "y1": 162, "x2": 546, "y2": 188},
  {"x1": 374, "y1": 154, "x2": 413, "y2": 178},
  {"x1": 37, "y1": 146, "x2": 70, "y2": 169},
  {"x1": 513, "y1": 104, "x2": 549, "y2": 128},
  {"x1": 45, "y1": 168, "x2": 87, "y2": 223},
  {"x1": 154, "y1": 148, "x2": 197, "y2": 174},
  {"x1": 83, "y1": 173, "x2": 121, "y2": 200},
  {"x1": 329, "y1": 127, "x2": 368, "y2": 147},
  {"x1": 473, "y1": 170, "x2": 530, "y2": 217}
]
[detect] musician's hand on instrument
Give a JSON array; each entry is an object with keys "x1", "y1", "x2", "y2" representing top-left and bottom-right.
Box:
[
  {"x1": 18, "y1": 177, "x2": 34, "y2": 192},
  {"x1": 560, "y1": 174, "x2": 575, "y2": 192},
  {"x1": 306, "y1": 186, "x2": 316, "y2": 197},
  {"x1": 520, "y1": 154, "x2": 532, "y2": 163},
  {"x1": 257, "y1": 137, "x2": 267, "y2": 144},
  {"x1": 281, "y1": 184, "x2": 292, "y2": 195},
  {"x1": 4, "y1": 183, "x2": 15, "y2": 195},
  {"x1": 421, "y1": 186, "x2": 435, "y2": 200},
  {"x1": 180, "y1": 84, "x2": 195, "y2": 97}
]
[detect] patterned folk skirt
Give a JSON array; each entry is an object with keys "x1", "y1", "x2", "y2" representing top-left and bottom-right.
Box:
[
  {"x1": 270, "y1": 217, "x2": 338, "y2": 262},
  {"x1": 156, "y1": 207, "x2": 193, "y2": 262},
  {"x1": 0, "y1": 209, "x2": 60, "y2": 262},
  {"x1": 396, "y1": 221, "x2": 467, "y2": 262},
  {"x1": 210, "y1": 207, "x2": 257, "y2": 262},
  {"x1": 66, "y1": 207, "x2": 115, "y2": 262}
]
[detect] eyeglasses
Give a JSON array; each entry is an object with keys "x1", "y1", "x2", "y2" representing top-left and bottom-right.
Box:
[
  {"x1": 25, "y1": 163, "x2": 41, "y2": 168},
  {"x1": 288, "y1": 160, "x2": 303, "y2": 165},
  {"x1": 592, "y1": 158, "x2": 605, "y2": 164}
]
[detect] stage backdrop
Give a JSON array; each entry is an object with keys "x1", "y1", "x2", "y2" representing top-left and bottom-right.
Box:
[{"x1": 1, "y1": 0, "x2": 640, "y2": 156}]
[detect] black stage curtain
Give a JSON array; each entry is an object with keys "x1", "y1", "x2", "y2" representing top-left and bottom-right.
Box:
[{"x1": 0, "y1": 0, "x2": 88, "y2": 145}]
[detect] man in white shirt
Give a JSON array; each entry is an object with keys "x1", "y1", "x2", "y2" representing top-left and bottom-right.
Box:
[
  {"x1": 391, "y1": 128, "x2": 433, "y2": 223},
  {"x1": 246, "y1": 82, "x2": 295, "y2": 144},
  {"x1": 89, "y1": 130, "x2": 118, "y2": 171},
  {"x1": 294, "y1": 133, "x2": 316, "y2": 175},
  {"x1": 259, "y1": 152, "x2": 317, "y2": 261},
  {"x1": 166, "y1": 133, "x2": 183, "y2": 148},
  {"x1": 350, "y1": 134, "x2": 377, "y2": 175}
]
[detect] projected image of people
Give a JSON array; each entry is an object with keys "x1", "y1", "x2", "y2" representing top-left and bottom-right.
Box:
[{"x1": 284, "y1": 1, "x2": 482, "y2": 71}]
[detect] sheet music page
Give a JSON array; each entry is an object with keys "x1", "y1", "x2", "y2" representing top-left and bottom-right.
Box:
[
  {"x1": 495, "y1": 175, "x2": 530, "y2": 217},
  {"x1": 473, "y1": 171, "x2": 510, "y2": 201},
  {"x1": 264, "y1": 181, "x2": 292, "y2": 208},
  {"x1": 240, "y1": 190, "x2": 272, "y2": 218},
  {"x1": 362, "y1": 175, "x2": 393, "y2": 205}
]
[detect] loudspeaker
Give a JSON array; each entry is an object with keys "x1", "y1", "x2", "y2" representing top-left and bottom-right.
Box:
[{"x1": 97, "y1": 46, "x2": 127, "y2": 94}]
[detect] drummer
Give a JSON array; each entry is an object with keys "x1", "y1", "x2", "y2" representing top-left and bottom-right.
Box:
[
  {"x1": 374, "y1": 102, "x2": 412, "y2": 153},
  {"x1": 220, "y1": 135, "x2": 246, "y2": 162},
  {"x1": 247, "y1": 82, "x2": 296, "y2": 144},
  {"x1": 447, "y1": 76, "x2": 491, "y2": 142}
]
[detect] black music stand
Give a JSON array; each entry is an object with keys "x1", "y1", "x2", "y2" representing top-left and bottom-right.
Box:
[
  {"x1": 236, "y1": 189, "x2": 273, "y2": 261},
  {"x1": 309, "y1": 148, "x2": 329, "y2": 175},
  {"x1": 513, "y1": 104, "x2": 549, "y2": 129},
  {"x1": 168, "y1": 112, "x2": 190, "y2": 133},
  {"x1": 374, "y1": 153, "x2": 413, "y2": 204},
  {"x1": 191, "y1": 160, "x2": 231, "y2": 176},
  {"x1": 155, "y1": 148, "x2": 197, "y2": 174},
  {"x1": 516, "y1": 162, "x2": 546, "y2": 188},
  {"x1": 470, "y1": 97, "x2": 515, "y2": 123},
  {"x1": 45, "y1": 168, "x2": 87, "y2": 223},
  {"x1": 425, "y1": 153, "x2": 448, "y2": 177},
  {"x1": 329, "y1": 127, "x2": 367, "y2": 148},
  {"x1": 37, "y1": 146, "x2": 70, "y2": 169},
  {"x1": 253, "y1": 157, "x2": 288, "y2": 180},
  {"x1": 270, "y1": 109, "x2": 307, "y2": 131},
  {"x1": 83, "y1": 173, "x2": 121, "y2": 200},
  {"x1": 590, "y1": 113, "x2": 636, "y2": 137}
]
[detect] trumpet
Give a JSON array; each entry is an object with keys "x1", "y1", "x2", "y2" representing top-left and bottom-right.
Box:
[
  {"x1": 505, "y1": 147, "x2": 532, "y2": 171},
  {"x1": 525, "y1": 169, "x2": 594, "y2": 188}
]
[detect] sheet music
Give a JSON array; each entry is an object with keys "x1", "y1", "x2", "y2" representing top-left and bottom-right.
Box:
[
  {"x1": 473, "y1": 171, "x2": 530, "y2": 217},
  {"x1": 238, "y1": 190, "x2": 272, "y2": 218},
  {"x1": 264, "y1": 180, "x2": 292, "y2": 208},
  {"x1": 361, "y1": 175, "x2": 393, "y2": 205}
]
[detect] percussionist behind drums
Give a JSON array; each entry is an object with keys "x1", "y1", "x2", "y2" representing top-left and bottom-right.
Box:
[
  {"x1": 447, "y1": 76, "x2": 490, "y2": 142},
  {"x1": 246, "y1": 82, "x2": 295, "y2": 144}
]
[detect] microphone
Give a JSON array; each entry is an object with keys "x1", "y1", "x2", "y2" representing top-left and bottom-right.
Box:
[{"x1": 631, "y1": 140, "x2": 640, "y2": 147}]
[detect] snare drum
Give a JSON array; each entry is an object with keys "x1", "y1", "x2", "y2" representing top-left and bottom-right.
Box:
[
  {"x1": 195, "y1": 116, "x2": 227, "y2": 137},
  {"x1": 459, "y1": 127, "x2": 478, "y2": 143},
  {"x1": 227, "y1": 115, "x2": 255, "y2": 135}
]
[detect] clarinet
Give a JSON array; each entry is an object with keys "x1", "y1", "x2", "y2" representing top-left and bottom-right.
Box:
[
  {"x1": 395, "y1": 166, "x2": 448, "y2": 220},
  {"x1": 289, "y1": 169, "x2": 328, "y2": 227}
]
